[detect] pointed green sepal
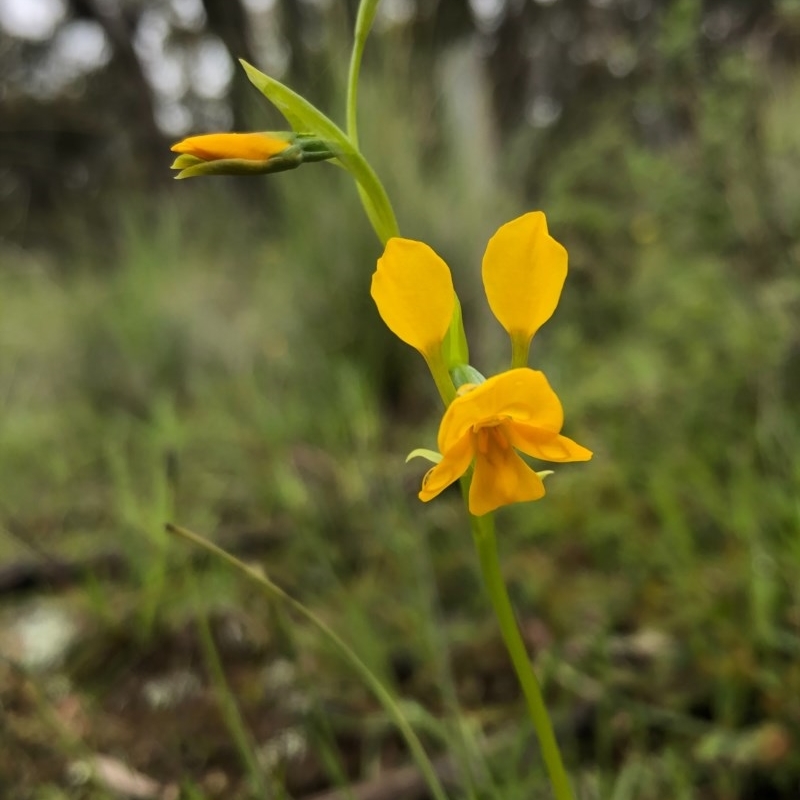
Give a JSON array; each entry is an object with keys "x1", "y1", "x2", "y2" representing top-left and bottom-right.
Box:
[
  {"x1": 171, "y1": 154, "x2": 204, "y2": 170},
  {"x1": 450, "y1": 364, "x2": 487, "y2": 391},
  {"x1": 241, "y1": 60, "x2": 350, "y2": 144},
  {"x1": 295, "y1": 134, "x2": 339, "y2": 162},
  {"x1": 172, "y1": 147, "x2": 306, "y2": 179},
  {"x1": 239, "y1": 60, "x2": 398, "y2": 243},
  {"x1": 406, "y1": 449, "x2": 443, "y2": 465}
]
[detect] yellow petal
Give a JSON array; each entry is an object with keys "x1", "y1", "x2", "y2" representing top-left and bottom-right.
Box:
[
  {"x1": 437, "y1": 369, "x2": 563, "y2": 453},
  {"x1": 470, "y1": 447, "x2": 545, "y2": 516},
  {"x1": 171, "y1": 132, "x2": 291, "y2": 162},
  {"x1": 371, "y1": 238, "x2": 455, "y2": 358},
  {"x1": 482, "y1": 211, "x2": 567, "y2": 349},
  {"x1": 510, "y1": 425, "x2": 593, "y2": 463},
  {"x1": 418, "y1": 434, "x2": 473, "y2": 502}
]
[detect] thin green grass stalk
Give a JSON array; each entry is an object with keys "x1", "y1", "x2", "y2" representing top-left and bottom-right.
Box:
[
  {"x1": 269, "y1": 598, "x2": 354, "y2": 797},
  {"x1": 467, "y1": 510, "x2": 574, "y2": 800},
  {"x1": 105, "y1": 437, "x2": 163, "y2": 638},
  {"x1": 413, "y1": 535, "x2": 485, "y2": 800},
  {"x1": 168, "y1": 523, "x2": 450, "y2": 800},
  {"x1": 663, "y1": 748, "x2": 697, "y2": 799},
  {"x1": 139, "y1": 504, "x2": 172, "y2": 637},
  {"x1": 182, "y1": 783, "x2": 211, "y2": 800},
  {"x1": 609, "y1": 755, "x2": 647, "y2": 800},
  {"x1": 105, "y1": 415, "x2": 175, "y2": 639},
  {"x1": 195, "y1": 605, "x2": 274, "y2": 798},
  {"x1": 305, "y1": 710, "x2": 356, "y2": 800},
  {"x1": 728, "y1": 466, "x2": 780, "y2": 647}
]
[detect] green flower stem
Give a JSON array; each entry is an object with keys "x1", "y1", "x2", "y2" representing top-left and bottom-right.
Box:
[
  {"x1": 346, "y1": 153, "x2": 400, "y2": 244},
  {"x1": 510, "y1": 335, "x2": 531, "y2": 370},
  {"x1": 468, "y1": 511, "x2": 575, "y2": 800},
  {"x1": 345, "y1": 0, "x2": 399, "y2": 243},
  {"x1": 167, "y1": 523, "x2": 449, "y2": 800},
  {"x1": 347, "y1": 0, "x2": 381, "y2": 148},
  {"x1": 425, "y1": 348, "x2": 458, "y2": 407}
]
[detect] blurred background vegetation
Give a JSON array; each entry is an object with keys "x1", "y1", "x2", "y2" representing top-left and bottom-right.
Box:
[{"x1": 2, "y1": 0, "x2": 800, "y2": 798}]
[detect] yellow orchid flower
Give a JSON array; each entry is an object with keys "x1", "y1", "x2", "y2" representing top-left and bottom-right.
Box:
[
  {"x1": 170, "y1": 132, "x2": 337, "y2": 179},
  {"x1": 420, "y1": 369, "x2": 592, "y2": 516},
  {"x1": 172, "y1": 132, "x2": 293, "y2": 162},
  {"x1": 371, "y1": 211, "x2": 590, "y2": 515}
]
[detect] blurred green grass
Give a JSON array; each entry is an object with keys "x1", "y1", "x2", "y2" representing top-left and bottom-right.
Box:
[{"x1": 1, "y1": 39, "x2": 800, "y2": 800}]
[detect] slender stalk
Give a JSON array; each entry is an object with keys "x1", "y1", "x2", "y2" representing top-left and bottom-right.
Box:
[
  {"x1": 510, "y1": 335, "x2": 530, "y2": 370},
  {"x1": 469, "y1": 512, "x2": 575, "y2": 800},
  {"x1": 347, "y1": 0, "x2": 381, "y2": 147},
  {"x1": 424, "y1": 348, "x2": 458, "y2": 407},
  {"x1": 343, "y1": 0, "x2": 400, "y2": 244},
  {"x1": 346, "y1": 154, "x2": 399, "y2": 243},
  {"x1": 167, "y1": 523, "x2": 449, "y2": 800}
]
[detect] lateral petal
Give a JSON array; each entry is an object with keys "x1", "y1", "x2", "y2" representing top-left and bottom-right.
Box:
[
  {"x1": 511, "y1": 425, "x2": 593, "y2": 463},
  {"x1": 371, "y1": 239, "x2": 455, "y2": 358},
  {"x1": 482, "y1": 212, "x2": 567, "y2": 347}
]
